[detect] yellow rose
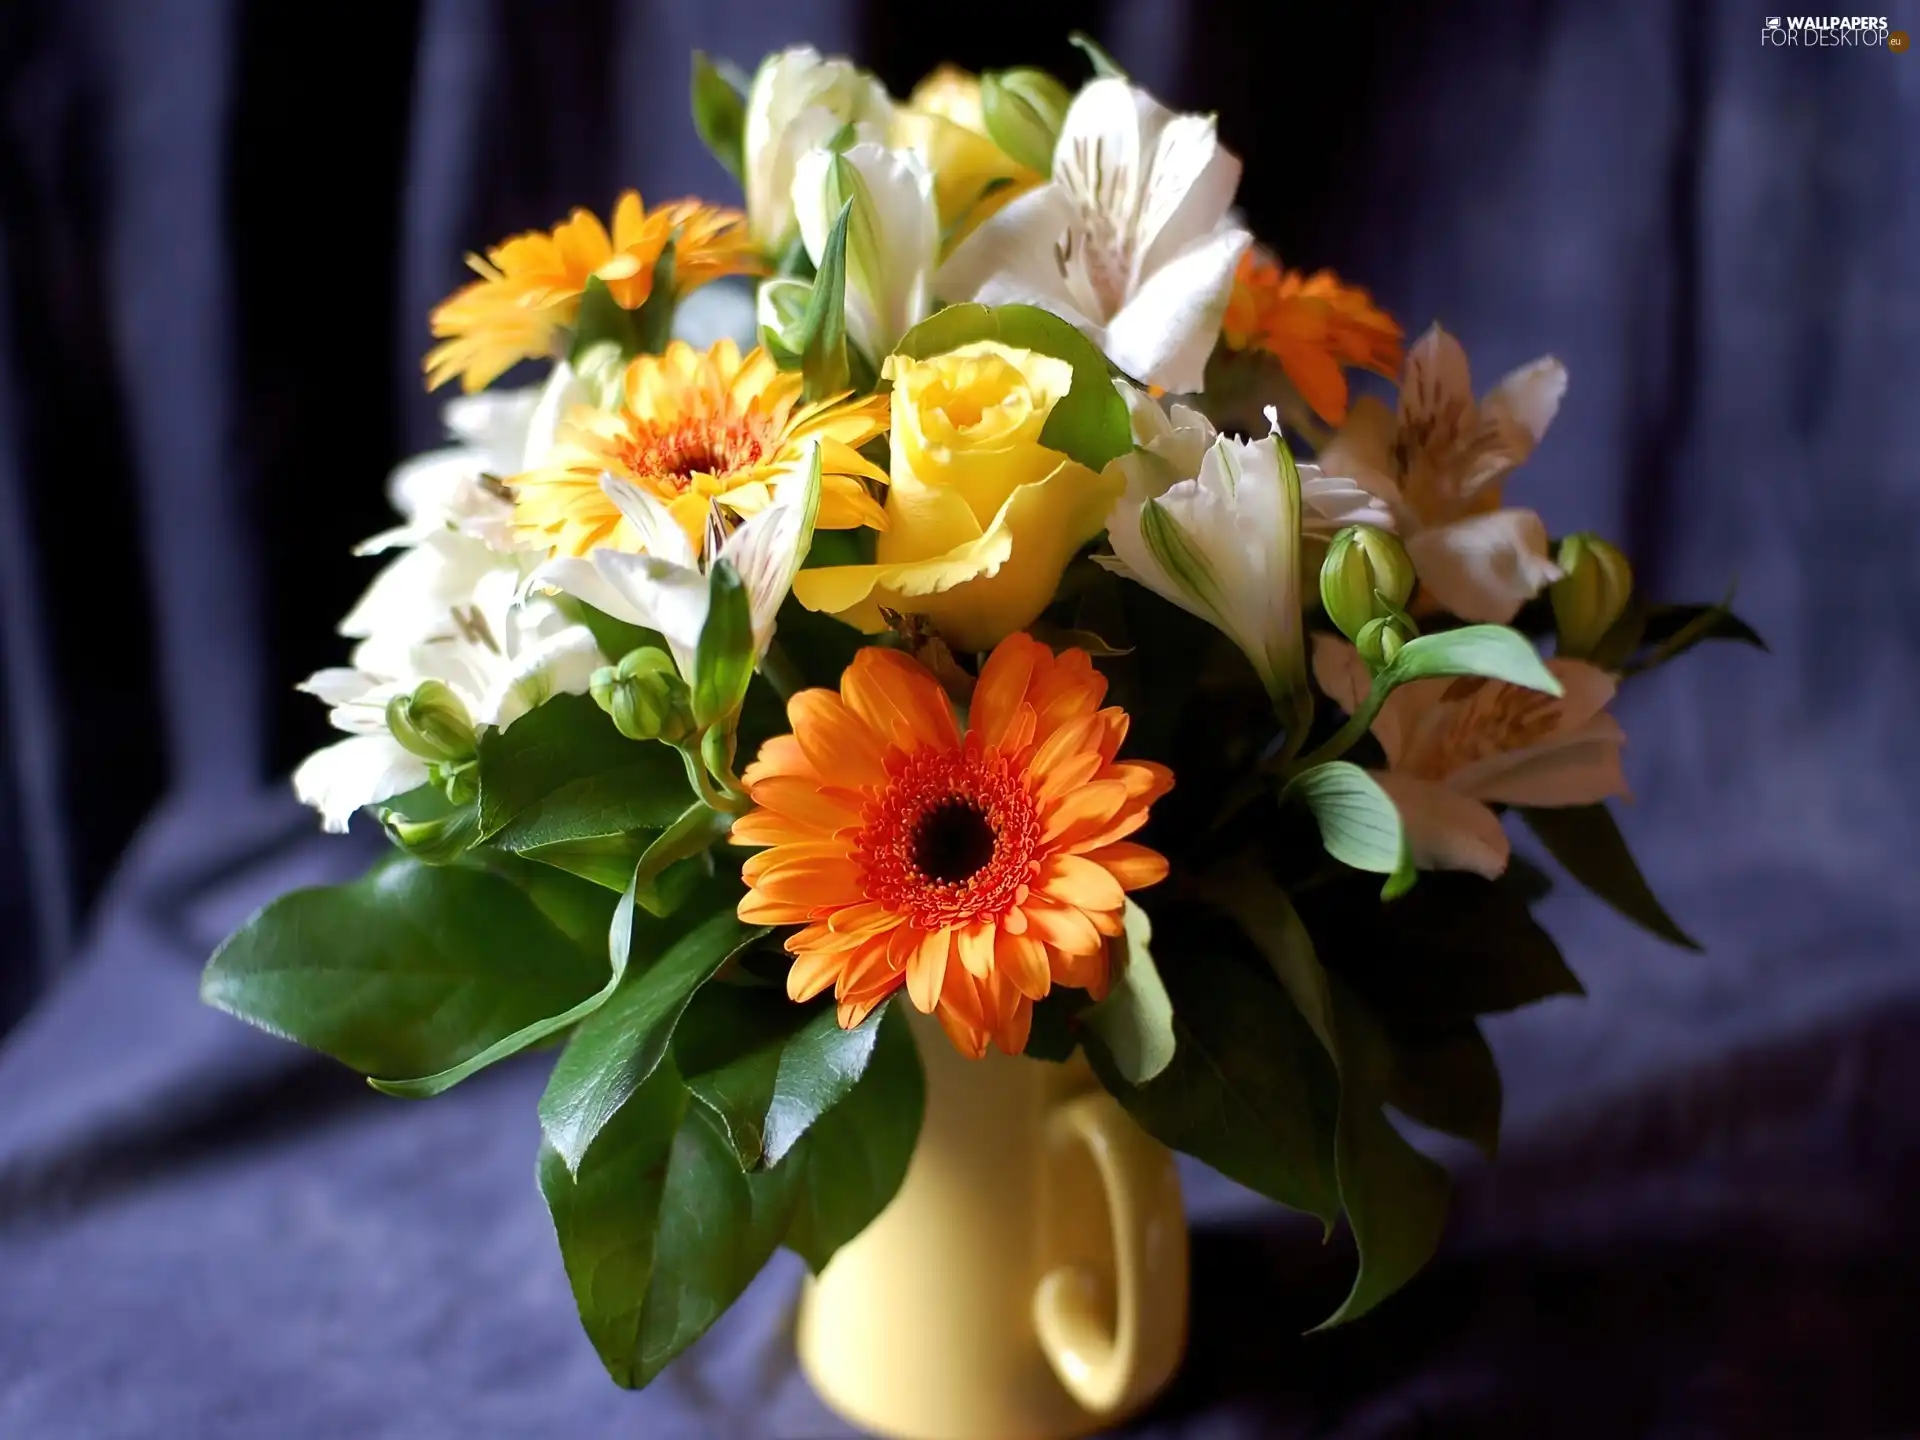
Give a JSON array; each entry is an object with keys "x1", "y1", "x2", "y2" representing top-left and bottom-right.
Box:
[
  {"x1": 891, "y1": 67, "x2": 1039, "y2": 243},
  {"x1": 792, "y1": 341, "x2": 1124, "y2": 652}
]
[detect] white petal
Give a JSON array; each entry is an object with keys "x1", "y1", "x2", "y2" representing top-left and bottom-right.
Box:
[
  {"x1": 601, "y1": 476, "x2": 696, "y2": 565},
  {"x1": 1053, "y1": 79, "x2": 1151, "y2": 229},
  {"x1": 1300, "y1": 468, "x2": 1398, "y2": 536},
  {"x1": 338, "y1": 535, "x2": 501, "y2": 642},
  {"x1": 292, "y1": 735, "x2": 428, "y2": 834},
  {"x1": 1482, "y1": 356, "x2": 1567, "y2": 447},
  {"x1": 481, "y1": 625, "x2": 604, "y2": 730},
  {"x1": 1136, "y1": 112, "x2": 1242, "y2": 281},
  {"x1": 797, "y1": 143, "x2": 938, "y2": 358},
  {"x1": 1374, "y1": 771, "x2": 1511, "y2": 879},
  {"x1": 1101, "y1": 221, "x2": 1249, "y2": 393},
  {"x1": 935, "y1": 184, "x2": 1083, "y2": 311},
  {"x1": 718, "y1": 450, "x2": 821, "y2": 650},
  {"x1": 591, "y1": 549, "x2": 710, "y2": 678},
  {"x1": 442, "y1": 386, "x2": 541, "y2": 471},
  {"x1": 298, "y1": 667, "x2": 379, "y2": 707},
  {"x1": 523, "y1": 362, "x2": 590, "y2": 470},
  {"x1": 526, "y1": 555, "x2": 649, "y2": 628},
  {"x1": 1405, "y1": 508, "x2": 1561, "y2": 623}
]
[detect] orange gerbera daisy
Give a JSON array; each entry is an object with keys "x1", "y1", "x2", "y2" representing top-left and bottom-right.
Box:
[
  {"x1": 424, "y1": 191, "x2": 761, "y2": 394},
  {"x1": 1222, "y1": 248, "x2": 1404, "y2": 426},
  {"x1": 732, "y1": 634, "x2": 1174, "y2": 1059},
  {"x1": 509, "y1": 338, "x2": 891, "y2": 557}
]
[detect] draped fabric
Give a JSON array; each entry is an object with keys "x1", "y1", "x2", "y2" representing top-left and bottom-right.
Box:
[{"x1": 2, "y1": 2, "x2": 1916, "y2": 1434}]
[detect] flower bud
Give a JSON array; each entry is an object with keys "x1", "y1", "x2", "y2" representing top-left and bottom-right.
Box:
[
  {"x1": 379, "y1": 804, "x2": 478, "y2": 865},
  {"x1": 385, "y1": 680, "x2": 477, "y2": 763},
  {"x1": 1355, "y1": 614, "x2": 1414, "y2": 671},
  {"x1": 755, "y1": 278, "x2": 812, "y2": 368},
  {"x1": 591, "y1": 647, "x2": 693, "y2": 744},
  {"x1": 1551, "y1": 533, "x2": 1633, "y2": 659},
  {"x1": 1319, "y1": 525, "x2": 1416, "y2": 642},
  {"x1": 980, "y1": 68, "x2": 1071, "y2": 174}
]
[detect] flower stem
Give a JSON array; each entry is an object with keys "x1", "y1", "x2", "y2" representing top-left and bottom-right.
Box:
[
  {"x1": 677, "y1": 741, "x2": 752, "y2": 816},
  {"x1": 758, "y1": 641, "x2": 807, "y2": 703}
]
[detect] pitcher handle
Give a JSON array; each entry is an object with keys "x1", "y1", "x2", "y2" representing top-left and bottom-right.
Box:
[{"x1": 1032, "y1": 1090, "x2": 1188, "y2": 1418}]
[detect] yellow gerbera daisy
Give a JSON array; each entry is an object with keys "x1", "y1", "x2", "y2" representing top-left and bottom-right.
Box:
[
  {"x1": 424, "y1": 192, "x2": 761, "y2": 394},
  {"x1": 510, "y1": 339, "x2": 892, "y2": 557}
]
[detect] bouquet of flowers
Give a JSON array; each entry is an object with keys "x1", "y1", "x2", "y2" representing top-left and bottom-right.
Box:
[{"x1": 204, "y1": 36, "x2": 1762, "y2": 1396}]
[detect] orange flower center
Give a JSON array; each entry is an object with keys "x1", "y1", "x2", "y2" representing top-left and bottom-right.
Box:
[
  {"x1": 615, "y1": 416, "x2": 769, "y2": 492},
  {"x1": 854, "y1": 739, "x2": 1042, "y2": 931}
]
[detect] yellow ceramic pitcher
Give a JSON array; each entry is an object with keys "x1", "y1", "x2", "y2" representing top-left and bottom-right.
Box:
[{"x1": 797, "y1": 1010, "x2": 1188, "y2": 1440}]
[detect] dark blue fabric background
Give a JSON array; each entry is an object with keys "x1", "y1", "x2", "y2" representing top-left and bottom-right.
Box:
[{"x1": 2, "y1": 2, "x2": 1916, "y2": 1434}]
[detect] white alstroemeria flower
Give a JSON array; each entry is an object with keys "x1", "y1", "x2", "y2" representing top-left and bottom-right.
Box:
[
  {"x1": 1120, "y1": 387, "x2": 1394, "y2": 539},
  {"x1": 792, "y1": 141, "x2": 939, "y2": 359},
  {"x1": 531, "y1": 447, "x2": 824, "y2": 681},
  {"x1": 1318, "y1": 324, "x2": 1568, "y2": 624},
  {"x1": 294, "y1": 374, "x2": 604, "y2": 832},
  {"x1": 937, "y1": 78, "x2": 1252, "y2": 394},
  {"x1": 1312, "y1": 635, "x2": 1629, "y2": 878},
  {"x1": 744, "y1": 47, "x2": 894, "y2": 252},
  {"x1": 1099, "y1": 405, "x2": 1309, "y2": 707}
]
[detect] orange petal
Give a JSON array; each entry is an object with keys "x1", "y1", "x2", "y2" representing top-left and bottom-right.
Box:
[
  {"x1": 907, "y1": 926, "x2": 951, "y2": 1013},
  {"x1": 956, "y1": 920, "x2": 996, "y2": 978},
  {"x1": 1037, "y1": 853, "x2": 1126, "y2": 912},
  {"x1": 992, "y1": 996, "x2": 1034, "y2": 1057},
  {"x1": 1081, "y1": 841, "x2": 1170, "y2": 890},
  {"x1": 786, "y1": 945, "x2": 842, "y2": 1002},
  {"x1": 740, "y1": 732, "x2": 817, "y2": 786},
  {"x1": 729, "y1": 808, "x2": 821, "y2": 847},
  {"x1": 1088, "y1": 906, "x2": 1126, "y2": 938},
  {"x1": 843, "y1": 649, "x2": 960, "y2": 753},
  {"x1": 745, "y1": 775, "x2": 863, "y2": 832},
  {"x1": 788, "y1": 921, "x2": 869, "y2": 955},
  {"x1": 1040, "y1": 780, "x2": 1129, "y2": 846},
  {"x1": 971, "y1": 633, "x2": 1042, "y2": 750},
  {"x1": 750, "y1": 858, "x2": 867, "y2": 907},
  {"x1": 739, "y1": 891, "x2": 814, "y2": 926},
  {"x1": 1019, "y1": 898, "x2": 1105, "y2": 957},
  {"x1": 741, "y1": 839, "x2": 849, "y2": 883},
  {"x1": 787, "y1": 690, "x2": 888, "y2": 789},
  {"x1": 827, "y1": 901, "x2": 899, "y2": 938},
  {"x1": 937, "y1": 1003, "x2": 992, "y2": 1060},
  {"x1": 996, "y1": 929, "x2": 1052, "y2": 1000},
  {"x1": 1051, "y1": 940, "x2": 1110, "y2": 996}
]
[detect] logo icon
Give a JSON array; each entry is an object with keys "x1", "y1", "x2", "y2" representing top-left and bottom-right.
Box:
[{"x1": 1892, "y1": 28, "x2": 1910, "y2": 50}]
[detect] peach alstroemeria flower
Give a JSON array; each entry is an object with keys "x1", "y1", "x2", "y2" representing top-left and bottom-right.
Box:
[
  {"x1": 1317, "y1": 324, "x2": 1567, "y2": 624},
  {"x1": 1312, "y1": 635, "x2": 1629, "y2": 879}
]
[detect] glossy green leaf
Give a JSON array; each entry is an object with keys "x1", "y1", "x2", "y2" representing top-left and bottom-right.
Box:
[
  {"x1": 202, "y1": 855, "x2": 613, "y2": 1087},
  {"x1": 1087, "y1": 914, "x2": 1341, "y2": 1225},
  {"x1": 673, "y1": 983, "x2": 817, "y2": 1170},
  {"x1": 1081, "y1": 898, "x2": 1176, "y2": 1084},
  {"x1": 539, "y1": 1059, "x2": 805, "y2": 1389},
  {"x1": 690, "y1": 51, "x2": 747, "y2": 185},
  {"x1": 539, "y1": 906, "x2": 765, "y2": 1173},
  {"x1": 476, "y1": 694, "x2": 693, "y2": 846},
  {"x1": 1387, "y1": 1024, "x2": 1502, "y2": 1158},
  {"x1": 784, "y1": 1000, "x2": 925, "y2": 1272},
  {"x1": 798, "y1": 200, "x2": 852, "y2": 402},
  {"x1": 517, "y1": 831, "x2": 655, "y2": 893},
  {"x1": 892, "y1": 303, "x2": 1134, "y2": 470},
  {"x1": 1521, "y1": 804, "x2": 1702, "y2": 950},
  {"x1": 631, "y1": 802, "x2": 731, "y2": 916},
  {"x1": 1207, "y1": 869, "x2": 1450, "y2": 1327},
  {"x1": 555, "y1": 596, "x2": 667, "y2": 666},
  {"x1": 692, "y1": 560, "x2": 755, "y2": 729},
  {"x1": 1282, "y1": 761, "x2": 1416, "y2": 899},
  {"x1": 1382, "y1": 624, "x2": 1561, "y2": 692},
  {"x1": 763, "y1": 1002, "x2": 886, "y2": 1166}
]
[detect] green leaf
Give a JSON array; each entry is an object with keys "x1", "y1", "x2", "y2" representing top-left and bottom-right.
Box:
[
  {"x1": 1081, "y1": 898, "x2": 1176, "y2": 1084},
  {"x1": 692, "y1": 560, "x2": 755, "y2": 729},
  {"x1": 569, "y1": 275, "x2": 641, "y2": 366},
  {"x1": 1622, "y1": 597, "x2": 1768, "y2": 676},
  {"x1": 690, "y1": 51, "x2": 747, "y2": 185},
  {"x1": 798, "y1": 200, "x2": 852, "y2": 402},
  {"x1": 202, "y1": 855, "x2": 613, "y2": 1087},
  {"x1": 1068, "y1": 30, "x2": 1129, "y2": 79},
  {"x1": 673, "y1": 983, "x2": 816, "y2": 1170},
  {"x1": 892, "y1": 303, "x2": 1133, "y2": 470},
  {"x1": 1205, "y1": 869, "x2": 1449, "y2": 1327},
  {"x1": 764, "y1": 1003, "x2": 886, "y2": 1166},
  {"x1": 539, "y1": 1058, "x2": 806, "y2": 1389},
  {"x1": 784, "y1": 1000, "x2": 925, "y2": 1272},
  {"x1": 1382, "y1": 624, "x2": 1561, "y2": 692},
  {"x1": 554, "y1": 596, "x2": 667, "y2": 665},
  {"x1": 1521, "y1": 804, "x2": 1702, "y2": 950},
  {"x1": 630, "y1": 802, "x2": 732, "y2": 915},
  {"x1": 367, "y1": 854, "x2": 723, "y2": 1100},
  {"x1": 1386, "y1": 1024, "x2": 1502, "y2": 1157},
  {"x1": 1282, "y1": 761, "x2": 1416, "y2": 899},
  {"x1": 539, "y1": 906, "x2": 765, "y2": 1173},
  {"x1": 476, "y1": 693, "x2": 693, "y2": 846},
  {"x1": 1087, "y1": 912, "x2": 1341, "y2": 1225},
  {"x1": 1316, "y1": 976, "x2": 1451, "y2": 1329},
  {"x1": 517, "y1": 830, "x2": 657, "y2": 893}
]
